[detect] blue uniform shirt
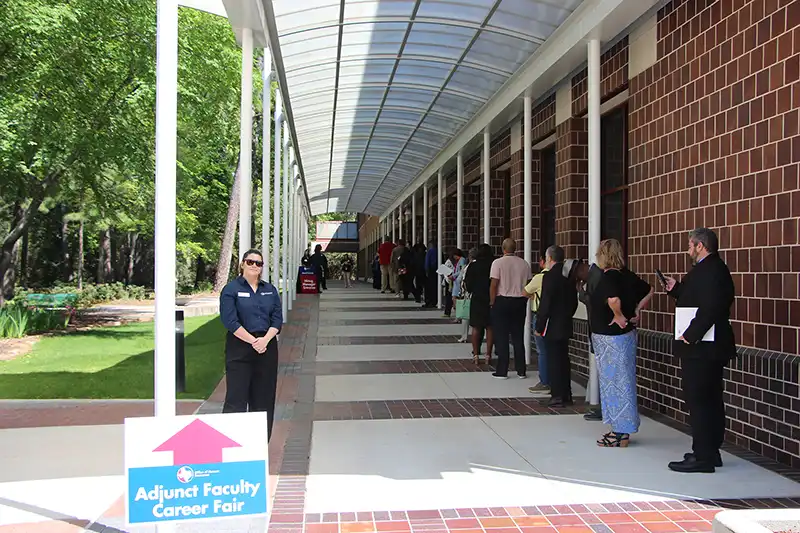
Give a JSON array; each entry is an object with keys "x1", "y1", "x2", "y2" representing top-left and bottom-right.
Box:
[{"x1": 220, "y1": 276, "x2": 283, "y2": 334}]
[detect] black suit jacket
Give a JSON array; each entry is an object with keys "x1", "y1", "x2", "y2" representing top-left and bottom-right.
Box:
[
  {"x1": 668, "y1": 253, "x2": 736, "y2": 361},
  {"x1": 535, "y1": 263, "x2": 578, "y2": 341}
]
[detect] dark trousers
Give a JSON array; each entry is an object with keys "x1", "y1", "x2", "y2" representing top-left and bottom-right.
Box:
[
  {"x1": 414, "y1": 273, "x2": 426, "y2": 303},
  {"x1": 223, "y1": 332, "x2": 279, "y2": 441},
  {"x1": 491, "y1": 296, "x2": 527, "y2": 376},
  {"x1": 424, "y1": 271, "x2": 438, "y2": 307},
  {"x1": 400, "y1": 273, "x2": 414, "y2": 299},
  {"x1": 681, "y1": 356, "x2": 726, "y2": 462},
  {"x1": 444, "y1": 287, "x2": 453, "y2": 316},
  {"x1": 545, "y1": 338, "x2": 572, "y2": 401}
]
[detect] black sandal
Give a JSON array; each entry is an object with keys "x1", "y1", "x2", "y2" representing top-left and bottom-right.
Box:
[{"x1": 597, "y1": 432, "x2": 630, "y2": 448}]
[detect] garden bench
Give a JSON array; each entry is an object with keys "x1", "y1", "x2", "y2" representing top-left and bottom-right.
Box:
[{"x1": 23, "y1": 293, "x2": 78, "y2": 310}]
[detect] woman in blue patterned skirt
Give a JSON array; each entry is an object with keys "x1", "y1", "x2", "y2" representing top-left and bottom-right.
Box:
[{"x1": 588, "y1": 239, "x2": 653, "y2": 447}]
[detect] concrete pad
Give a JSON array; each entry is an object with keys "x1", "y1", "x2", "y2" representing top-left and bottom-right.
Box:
[
  {"x1": 317, "y1": 323, "x2": 462, "y2": 337},
  {"x1": 315, "y1": 344, "x2": 472, "y2": 362}
]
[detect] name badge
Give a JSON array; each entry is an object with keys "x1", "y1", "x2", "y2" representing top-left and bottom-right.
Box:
[
  {"x1": 260, "y1": 292, "x2": 273, "y2": 296},
  {"x1": 237, "y1": 292, "x2": 250, "y2": 298}
]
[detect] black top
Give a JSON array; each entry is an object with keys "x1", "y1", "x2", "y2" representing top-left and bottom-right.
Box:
[
  {"x1": 220, "y1": 276, "x2": 283, "y2": 334},
  {"x1": 589, "y1": 268, "x2": 651, "y2": 336},
  {"x1": 668, "y1": 253, "x2": 736, "y2": 361},
  {"x1": 342, "y1": 258, "x2": 353, "y2": 272},
  {"x1": 464, "y1": 256, "x2": 492, "y2": 303},
  {"x1": 535, "y1": 263, "x2": 578, "y2": 341},
  {"x1": 311, "y1": 252, "x2": 329, "y2": 277}
]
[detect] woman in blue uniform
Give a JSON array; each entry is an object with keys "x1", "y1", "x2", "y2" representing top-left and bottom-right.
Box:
[{"x1": 219, "y1": 249, "x2": 283, "y2": 440}]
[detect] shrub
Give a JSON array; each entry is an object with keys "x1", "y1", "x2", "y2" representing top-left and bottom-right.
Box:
[{"x1": 0, "y1": 301, "x2": 72, "y2": 339}]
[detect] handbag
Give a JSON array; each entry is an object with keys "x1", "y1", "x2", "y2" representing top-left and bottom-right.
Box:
[{"x1": 455, "y1": 297, "x2": 471, "y2": 320}]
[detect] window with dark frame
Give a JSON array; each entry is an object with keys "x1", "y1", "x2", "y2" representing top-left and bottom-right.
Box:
[
  {"x1": 600, "y1": 105, "x2": 628, "y2": 256},
  {"x1": 540, "y1": 145, "x2": 556, "y2": 258}
]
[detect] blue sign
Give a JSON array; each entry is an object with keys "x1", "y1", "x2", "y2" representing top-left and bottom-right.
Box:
[{"x1": 127, "y1": 460, "x2": 267, "y2": 524}]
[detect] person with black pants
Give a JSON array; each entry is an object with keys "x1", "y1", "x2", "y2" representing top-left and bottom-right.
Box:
[
  {"x1": 310, "y1": 244, "x2": 328, "y2": 292},
  {"x1": 664, "y1": 228, "x2": 736, "y2": 474},
  {"x1": 489, "y1": 238, "x2": 531, "y2": 379},
  {"x1": 535, "y1": 245, "x2": 578, "y2": 407},
  {"x1": 219, "y1": 249, "x2": 283, "y2": 441}
]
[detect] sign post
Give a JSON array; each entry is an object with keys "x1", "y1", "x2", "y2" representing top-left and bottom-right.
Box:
[{"x1": 125, "y1": 412, "x2": 269, "y2": 526}]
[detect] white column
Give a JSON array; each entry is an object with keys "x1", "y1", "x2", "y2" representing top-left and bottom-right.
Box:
[
  {"x1": 282, "y1": 127, "x2": 290, "y2": 322},
  {"x1": 456, "y1": 151, "x2": 463, "y2": 249},
  {"x1": 437, "y1": 168, "x2": 443, "y2": 309},
  {"x1": 588, "y1": 39, "x2": 601, "y2": 264},
  {"x1": 288, "y1": 160, "x2": 296, "y2": 311},
  {"x1": 412, "y1": 193, "x2": 417, "y2": 245},
  {"x1": 399, "y1": 206, "x2": 403, "y2": 241},
  {"x1": 261, "y1": 50, "x2": 271, "y2": 282},
  {"x1": 238, "y1": 28, "x2": 254, "y2": 260},
  {"x1": 523, "y1": 90, "x2": 532, "y2": 365},
  {"x1": 272, "y1": 88, "x2": 282, "y2": 292},
  {"x1": 153, "y1": 0, "x2": 178, "y2": 418},
  {"x1": 587, "y1": 38, "x2": 602, "y2": 407},
  {"x1": 392, "y1": 212, "x2": 396, "y2": 242},
  {"x1": 483, "y1": 126, "x2": 491, "y2": 245},
  {"x1": 423, "y1": 183, "x2": 429, "y2": 245}
]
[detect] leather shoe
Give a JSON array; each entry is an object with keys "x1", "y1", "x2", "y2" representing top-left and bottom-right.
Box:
[
  {"x1": 668, "y1": 455, "x2": 715, "y2": 473},
  {"x1": 683, "y1": 452, "x2": 722, "y2": 467},
  {"x1": 584, "y1": 408, "x2": 602, "y2": 421}
]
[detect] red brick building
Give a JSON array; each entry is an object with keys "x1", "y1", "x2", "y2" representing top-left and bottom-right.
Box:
[{"x1": 360, "y1": 0, "x2": 800, "y2": 469}]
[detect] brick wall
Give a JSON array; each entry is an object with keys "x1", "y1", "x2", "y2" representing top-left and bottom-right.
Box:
[
  {"x1": 443, "y1": 196, "x2": 457, "y2": 254},
  {"x1": 490, "y1": 171, "x2": 508, "y2": 256},
  {"x1": 555, "y1": 117, "x2": 589, "y2": 259},
  {"x1": 463, "y1": 186, "x2": 480, "y2": 251},
  {"x1": 509, "y1": 151, "x2": 524, "y2": 255},
  {"x1": 567, "y1": 0, "x2": 800, "y2": 469}
]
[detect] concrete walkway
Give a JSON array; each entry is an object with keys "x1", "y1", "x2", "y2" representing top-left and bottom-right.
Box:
[{"x1": 1, "y1": 283, "x2": 798, "y2": 532}]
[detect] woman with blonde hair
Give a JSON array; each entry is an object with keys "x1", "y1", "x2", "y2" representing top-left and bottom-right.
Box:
[{"x1": 588, "y1": 239, "x2": 653, "y2": 447}]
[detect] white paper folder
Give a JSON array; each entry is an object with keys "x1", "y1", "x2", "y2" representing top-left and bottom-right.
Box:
[{"x1": 675, "y1": 307, "x2": 715, "y2": 341}]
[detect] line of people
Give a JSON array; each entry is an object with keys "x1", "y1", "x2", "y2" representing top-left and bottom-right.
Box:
[
  {"x1": 372, "y1": 236, "x2": 439, "y2": 306},
  {"x1": 423, "y1": 229, "x2": 734, "y2": 473}
]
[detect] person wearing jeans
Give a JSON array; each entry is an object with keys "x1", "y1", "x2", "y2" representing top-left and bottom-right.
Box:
[
  {"x1": 524, "y1": 255, "x2": 549, "y2": 392},
  {"x1": 489, "y1": 238, "x2": 531, "y2": 379}
]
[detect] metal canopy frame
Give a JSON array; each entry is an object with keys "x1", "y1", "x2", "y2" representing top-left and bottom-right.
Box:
[{"x1": 263, "y1": 0, "x2": 582, "y2": 216}]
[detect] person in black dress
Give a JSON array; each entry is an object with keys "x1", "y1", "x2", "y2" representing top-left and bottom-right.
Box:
[
  {"x1": 465, "y1": 243, "x2": 494, "y2": 365},
  {"x1": 219, "y1": 249, "x2": 283, "y2": 440}
]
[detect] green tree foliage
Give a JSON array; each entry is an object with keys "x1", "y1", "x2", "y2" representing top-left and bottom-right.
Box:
[{"x1": 0, "y1": 0, "x2": 262, "y2": 300}]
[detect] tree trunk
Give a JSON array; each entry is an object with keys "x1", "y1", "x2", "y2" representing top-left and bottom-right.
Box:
[
  {"x1": 127, "y1": 232, "x2": 138, "y2": 285},
  {"x1": 77, "y1": 220, "x2": 84, "y2": 290},
  {"x1": 213, "y1": 155, "x2": 242, "y2": 293},
  {"x1": 195, "y1": 256, "x2": 206, "y2": 288},
  {"x1": 0, "y1": 204, "x2": 23, "y2": 305},
  {"x1": 102, "y1": 228, "x2": 112, "y2": 282},
  {"x1": 0, "y1": 170, "x2": 62, "y2": 303},
  {"x1": 62, "y1": 217, "x2": 72, "y2": 282},
  {"x1": 20, "y1": 227, "x2": 28, "y2": 288}
]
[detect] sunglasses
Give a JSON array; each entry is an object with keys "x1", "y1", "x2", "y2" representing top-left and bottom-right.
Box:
[{"x1": 244, "y1": 259, "x2": 263, "y2": 267}]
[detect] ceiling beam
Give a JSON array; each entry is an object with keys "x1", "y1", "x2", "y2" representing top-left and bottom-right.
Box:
[{"x1": 378, "y1": 0, "x2": 662, "y2": 219}]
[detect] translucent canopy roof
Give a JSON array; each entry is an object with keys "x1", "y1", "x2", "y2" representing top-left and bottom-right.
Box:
[{"x1": 269, "y1": 0, "x2": 584, "y2": 216}]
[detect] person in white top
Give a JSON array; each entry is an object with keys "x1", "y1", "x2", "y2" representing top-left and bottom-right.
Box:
[{"x1": 489, "y1": 238, "x2": 531, "y2": 379}]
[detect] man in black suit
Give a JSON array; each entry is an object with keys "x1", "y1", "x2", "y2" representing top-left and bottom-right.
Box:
[
  {"x1": 664, "y1": 228, "x2": 736, "y2": 474},
  {"x1": 535, "y1": 245, "x2": 578, "y2": 407}
]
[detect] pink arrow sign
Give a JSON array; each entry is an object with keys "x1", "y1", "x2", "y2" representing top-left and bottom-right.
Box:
[{"x1": 153, "y1": 419, "x2": 242, "y2": 465}]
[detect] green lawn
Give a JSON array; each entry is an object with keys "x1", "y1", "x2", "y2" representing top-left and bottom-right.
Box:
[{"x1": 0, "y1": 315, "x2": 225, "y2": 400}]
